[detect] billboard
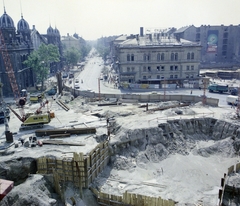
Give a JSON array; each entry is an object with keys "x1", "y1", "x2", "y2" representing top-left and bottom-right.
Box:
[{"x1": 207, "y1": 30, "x2": 218, "y2": 53}]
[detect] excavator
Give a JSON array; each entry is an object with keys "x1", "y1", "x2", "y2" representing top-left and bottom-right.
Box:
[{"x1": 8, "y1": 99, "x2": 55, "y2": 130}]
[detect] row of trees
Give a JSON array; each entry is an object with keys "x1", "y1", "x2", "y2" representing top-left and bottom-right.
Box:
[{"x1": 24, "y1": 40, "x2": 91, "y2": 90}]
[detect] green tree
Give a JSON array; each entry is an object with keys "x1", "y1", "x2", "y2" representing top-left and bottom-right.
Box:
[
  {"x1": 64, "y1": 47, "x2": 80, "y2": 69},
  {"x1": 24, "y1": 44, "x2": 60, "y2": 91}
]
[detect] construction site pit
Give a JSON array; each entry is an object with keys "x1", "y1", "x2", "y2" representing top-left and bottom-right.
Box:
[{"x1": 0, "y1": 96, "x2": 240, "y2": 206}]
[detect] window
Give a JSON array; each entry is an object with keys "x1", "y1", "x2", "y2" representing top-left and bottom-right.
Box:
[
  {"x1": 143, "y1": 54, "x2": 147, "y2": 61},
  {"x1": 143, "y1": 76, "x2": 146, "y2": 79},
  {"x1": 171, "y1": 53, "x2": 174, "y2": 61},
  {"x1": 131, "y1": 67, "x2": 135, "y2": 72},
  {"x1": 143, "y1": 67, "x2": 146, "y2": 72},
  {"x1": 161, "y1": 53, "x2": 164, "y2": 60},
  {"x1": 223, "y1": 33, "x2": 228, "y2": 38},
  {"x1": 127, "y1": 54, "x2": 130, "y2": 61},
  {"x1": 157, "y1": 53, "x2": 161, "y2": 61},
  {"x1": 175, "y1": 66, "x2": 178, "y2": 71},
  {"x1": 147, "y1": 54, "x2": 151, "y2": 61},
  {"x1": 187, "y1": 65, "x2": 190, "y2": 70},
  {"x1": 131, "y1": 54, "x2": 134, "y2": 61},
  {"x1": 186, "y1": 75, "x2": 189, "y2": 78},
  {"x1": 191, "y1": 65, "x2": 194, "y2": 70},
  {"x1": 148, "y1": 75, "x2": 151, "y2": 79},
  {"x1": 170, "y1": 75, "x2": 173, "y2": 79},
  {"x1": 161, "y1": 76, "x2": 165, "y2": 79},
  {"x1": 170, "y1": 66, "x2": 174, "y2": 71},
  {"x1": 175, "y1": 53, "x2": 178, "y2": 60},
  {"x1": 144, "y1": 53, "x2": 150, "y2": 61},
  {"x1": 127, "y1": 67, "x2": 130, "y2": 72},
  {"x1": 157, "y1": 75, "x2": 160, "y2": 79},
  {"x1": 148, "y1": 66, "x2": 151, "y2": 71},
  {"x1": 191, "y1": 52, "x2": 194, "y2": 60},
  {"x1": 187, "y1": 52, "x2": 190, "y2": 60},
  {"x1": 157, "y1": 66, "x2": 160, "y2": 71},
  {"x1": 190, "y1": 74, "x2": 194, "y2": 78},
  {"x1": 161, "y1": 66, "x2": 165, "y2": 71},
  {"x1": 223, "y1": 39, "x2": 228, "y2": 44},
  {"x1": 174, "y1": 75, "x2": 178, "y2": 78}
]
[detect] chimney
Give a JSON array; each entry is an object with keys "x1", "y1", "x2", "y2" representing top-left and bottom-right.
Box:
[
  {"x1": 140, "y1": 27, "x2": 144, "y2": 37},
  {"x1": 32, "y1": 25, "x2": 35, "y2": 30}
]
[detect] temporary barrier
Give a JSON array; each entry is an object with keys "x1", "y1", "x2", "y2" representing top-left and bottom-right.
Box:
[{"x1": 91, "y1": 188, "x2": 175, "y2": 206}]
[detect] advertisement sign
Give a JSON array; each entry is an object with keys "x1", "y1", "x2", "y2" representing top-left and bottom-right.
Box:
[{"x1": 207, "y1": 30, "x2": 218, "y2": 53}]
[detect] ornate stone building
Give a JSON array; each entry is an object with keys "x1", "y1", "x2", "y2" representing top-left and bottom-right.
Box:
[{"x1": 0, "y1": 9, "x2": 34, "y2": 97}]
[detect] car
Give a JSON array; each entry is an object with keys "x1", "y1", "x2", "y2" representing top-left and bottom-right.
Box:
[
  {"x1": 74, "y1": 83, "x2": 80, "y2": 89},
  {"x1": 62, "y1": 73, "x2": 68, "y2": 78},
  {"x1": 75, "y1": 79, "x2": 80, "y2": 83},
  {"x1": 69, "y1": 72, "x2": 74, "y2": 78}
]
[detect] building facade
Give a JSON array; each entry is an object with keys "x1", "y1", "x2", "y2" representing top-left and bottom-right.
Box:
[
  {"x1": 114, "y1": 29, "x2": 201, "y2": 89},
  {"x1": 0, "y1": 9, "x2": 35, "y2": 97},
  {"x1": 174, "y1": 25, "x2": 240, "y2": 69}
]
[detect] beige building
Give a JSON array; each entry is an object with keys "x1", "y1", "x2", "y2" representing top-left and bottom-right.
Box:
[
  {"x1": 114, "y1": 32, "x2": 202, "y2": 88},
  {"x1": 61, "y1": 33, "x2": 79, "y2": 50}
]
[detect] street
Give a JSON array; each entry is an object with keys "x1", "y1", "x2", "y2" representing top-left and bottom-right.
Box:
[{"x1": 67, "y1": 49, "x2": 234, "y2": 108}]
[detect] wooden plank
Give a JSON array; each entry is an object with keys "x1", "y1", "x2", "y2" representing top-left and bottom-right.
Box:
[
  {"x1": 42, "y1": 140, "x2": 85, "y2": 146},
  {"x1": 49, "y1": 133, "x2": 71, "y2": 138}
]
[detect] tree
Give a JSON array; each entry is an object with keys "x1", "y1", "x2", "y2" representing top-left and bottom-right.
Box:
[
  {"x1": 24, "y1": 44, "x2": 60, "y2": 90},
  {"x1": 64, "y1": 47, "x2": 80, "y2": 69}
]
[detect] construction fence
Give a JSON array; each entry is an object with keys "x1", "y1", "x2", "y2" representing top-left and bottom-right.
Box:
[
  {"x1": 218, "y1": 162, "x2": 240, "y2": 205},
  {"x1": 91, "y1": 188, "x2": 175, "y2": 206},
  {"x1": 64, "y1": 85, "x2": 219, "y2": 107}
]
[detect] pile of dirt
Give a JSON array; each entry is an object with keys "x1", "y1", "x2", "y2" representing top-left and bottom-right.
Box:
[{"x1": 1, "y1": 174, "x2": 61, "y2": 206}]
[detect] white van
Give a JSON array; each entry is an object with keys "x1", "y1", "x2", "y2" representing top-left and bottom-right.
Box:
[{"x1": 226, "y1": 95, "x2": 238, "y2": 105}]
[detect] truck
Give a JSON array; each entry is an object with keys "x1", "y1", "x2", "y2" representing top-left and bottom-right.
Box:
[
  {"x1": 226, "y1": 95, "x2": 238, "y2": 105},
  {"x1": 208, "y1": 84, "x2": 228, "y2": 93}
]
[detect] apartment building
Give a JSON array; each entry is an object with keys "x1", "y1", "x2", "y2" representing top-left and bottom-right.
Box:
[
  {"x1": 174, "y1": 25, "x2": 240, "y2": 69},
  {"x1": 113, "y1": 29, "x2": 201, "y2": 88}
]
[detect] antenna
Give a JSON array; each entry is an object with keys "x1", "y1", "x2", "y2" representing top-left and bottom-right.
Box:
[
  {"x1": 3, "y1": 0, "x2": 6, "y2": 13},
  {"x1": 19, "y1": 0, "x2": 23, "y2": 18}
]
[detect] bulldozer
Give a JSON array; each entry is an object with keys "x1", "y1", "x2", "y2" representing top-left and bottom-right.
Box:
[{"x1": 8, "y1": 99, "x2": 55, "y2": 130}]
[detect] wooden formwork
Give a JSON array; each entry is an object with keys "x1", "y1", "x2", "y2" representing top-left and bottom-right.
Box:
[
  {"x1": 91, "y1": 188, "x2": 175, "y2": 206},
  {"x1": 37, "y1": 141, "x2": 109, "y2": 190}
]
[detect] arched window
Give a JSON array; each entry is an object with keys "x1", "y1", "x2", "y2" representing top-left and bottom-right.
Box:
[
  {"x1": 127, "y1": 54, "x2": 130, "y2": 61},
  {"x1": 175, "y1": 53, "x2": 178, "y2": 60},
  {"x1": 157, "y1": 53, "x2": 161, "y2": 61},
  {"x1": 143, "y1": 54, "x2": 147, "y2": 61},
  {"x1": 171, "y1": 53, "x2": 174, "y2": 61},
  {"x1": 191, "y1": 52, "x2": 194, "y2": 60},
  {"x1": 161, "y1": 53, "x2": 164, "y2": 61},
  {"x1": 187, "y1": 52, "x2": 190, "y2": 60},
  {"x1": 131, "y1": 54, "x2": 134, "y2": 61},
  {"x1": 148, "y1": 54, "x2": 151, "y2": 61}
]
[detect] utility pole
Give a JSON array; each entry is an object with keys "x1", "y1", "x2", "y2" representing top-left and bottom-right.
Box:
[
  {"x1": 237, "y1": 86, "x2": 240, "y2": 117},
  {"x1": 98, "y1": 78, "x2": 101, "y2": 101}
]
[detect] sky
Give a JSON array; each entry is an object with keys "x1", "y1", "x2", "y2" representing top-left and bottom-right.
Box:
[{"x1": 1, "y1": 0, "x2": 240, "y2": 41}]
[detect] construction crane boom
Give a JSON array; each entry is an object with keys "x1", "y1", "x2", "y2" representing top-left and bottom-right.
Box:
[{"x1": 0, "y1": 30, "x2": 20, "y2": 100}]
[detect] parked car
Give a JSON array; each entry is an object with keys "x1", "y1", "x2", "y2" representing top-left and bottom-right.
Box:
[
  {"x1": 74, "y1": 83, "x2": 80, "y2": 89},
  {"x1": 69, "y1": 72, "x2": 74, "y2": 78},
  {"x1": 75, "y1": 79, "x2": 79, "y2": 83}
]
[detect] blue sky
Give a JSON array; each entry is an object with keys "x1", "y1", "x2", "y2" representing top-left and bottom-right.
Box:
[{"x1": 1, "y1": 0, "x2": 240, "y2": 40}]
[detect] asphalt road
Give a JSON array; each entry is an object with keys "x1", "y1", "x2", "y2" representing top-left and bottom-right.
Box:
[{"x1": 69, "y1": 49, "x2": 233, "y2": 108}]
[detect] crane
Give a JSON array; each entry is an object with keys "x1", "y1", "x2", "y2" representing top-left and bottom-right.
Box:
[{"x1": 0, "y1": 29, "x2": 26, "y2": 106}]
